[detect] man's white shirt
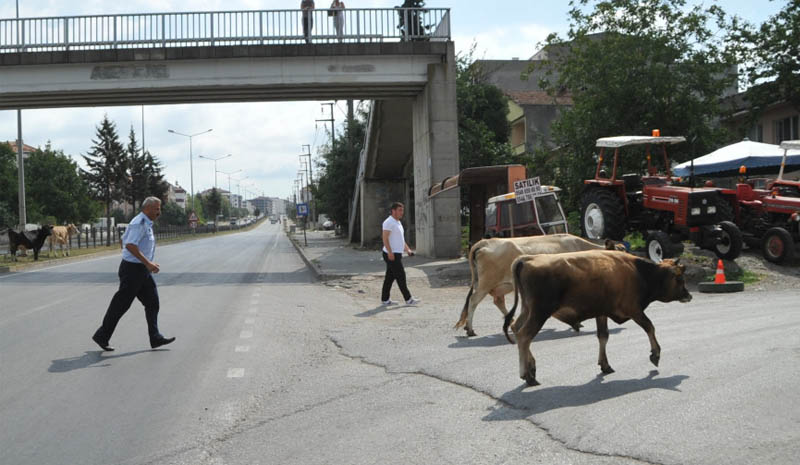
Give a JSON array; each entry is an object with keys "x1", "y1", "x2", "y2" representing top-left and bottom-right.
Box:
[{"x1": 382, "y1": 216, "x2": 405, "y2": 254}]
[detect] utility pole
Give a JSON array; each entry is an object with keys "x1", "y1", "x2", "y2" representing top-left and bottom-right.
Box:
[
  {"x1": 316, "y1": 103, "x2": 335, "y2": 150},
  {"x1": 15, "y1": 0, "x2": 26, "y2": 229},
  {"x1": 300, "y1": 144, "x2": 314, "y2": 223}
]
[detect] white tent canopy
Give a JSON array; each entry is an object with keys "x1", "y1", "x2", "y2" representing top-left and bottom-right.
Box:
[{"x1": 674, "y1": 139, "x2": 800, "y2": 176}]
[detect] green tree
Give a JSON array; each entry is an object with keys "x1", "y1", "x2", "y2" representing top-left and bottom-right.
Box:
[
  {"x1": 206, "y1": 188, "x2": 223, "y2": 224},
  {"x1": 531, "y1": 0, "x2": 739, "y2": 211},
  {"x1": 125, "y1": 127, "x2": 148, "y2": 212},
  {"x1": 144, "y1": 151, "x2": 169, "y2": 202},
  {"x1": 315, "y1": 112, "x2": 367, "y2": 229},
  {"x1": 457, "y1": 45, "x2": 516, "y2": 170},
  {"x1": 25, "y1": 143, "x2": 98, "y2": 224},
  {"x1": 0, "y1": 142, "x2": 18, "y2": 227},
  {"x1": 81, "y1": 115, "x2": 127, "y2": 245},
  {"x1": 160, "y1": 201, "x2": 188, "y2": 226},
  {"x1": 735, "y1": 0, "x2": 800, "y2": 120}
]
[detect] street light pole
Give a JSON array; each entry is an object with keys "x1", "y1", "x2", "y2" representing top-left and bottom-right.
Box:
[
  {"x1": 15, "y1": 0, "x2": 26, "y2": 229},
  {"x1": 198, "y1": 153, "x2": 232, "y2": 189},
  {"x1": 168, "y1": 128, "x2": 212, "y2": 213}
]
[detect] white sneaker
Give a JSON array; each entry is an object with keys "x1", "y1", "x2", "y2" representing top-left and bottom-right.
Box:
[
  {"x1": 381, "y1": 299, "x2": 397, "y2": 306},
  {"x1": 405, "y1": 297, "x2": 421, "y2": 305}
]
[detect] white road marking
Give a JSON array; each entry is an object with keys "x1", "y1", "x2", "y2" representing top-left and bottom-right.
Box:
[
  {"x1": 227, "y1": 368, "x2": 245, "y2": 378},
  {"x1": 235, "y1": 345, "x2": 250, "y2": 352},
  {"x1": 245, "y1": 318, "x2": 255, "y2": 324},
  {"x1": 239, "y1": 330, "x2": 253, "y2": 339}
]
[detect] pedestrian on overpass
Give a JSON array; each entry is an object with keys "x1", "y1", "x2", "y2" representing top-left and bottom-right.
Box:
[
  {"x1": 381, "y1": 202, "x2": 421, "y2": 306},
  {"x1": 301, "y1": 0, "x2": 315, "y2": 44},
  {"x1": 92, "y1": 197, "x2": 175, "y2": 351},
  {"x1": 329, "y1": 0, "x2": 345, "y2": 42}
]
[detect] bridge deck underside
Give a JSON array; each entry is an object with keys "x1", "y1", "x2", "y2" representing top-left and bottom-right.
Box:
[{"x1": 0, "y1": 42, "x2": 447, "y2": 110}]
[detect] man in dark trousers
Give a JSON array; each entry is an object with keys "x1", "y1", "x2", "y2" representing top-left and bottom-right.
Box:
[
  {"x1": 92, "y1": 197, "x2": 175, "y2": 351},
  {"x1": 381, "y1": 202, "x2": 421, "y2": 306}
]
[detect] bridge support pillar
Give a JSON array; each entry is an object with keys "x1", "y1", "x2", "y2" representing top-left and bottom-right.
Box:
[
  {"x1": 360, "y1": 179, "x2": 408, "y2": 248},
  {"x1": 412, "y1": 42, "x2": 460, "y2": 258}
]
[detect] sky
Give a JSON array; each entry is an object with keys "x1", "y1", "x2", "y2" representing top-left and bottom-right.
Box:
[{"x1": 0, "y1": 1, "x2": 786, "y2": 201}]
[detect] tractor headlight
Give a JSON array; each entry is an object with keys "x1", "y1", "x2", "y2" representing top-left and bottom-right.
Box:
[
  {"x1": 707, "y1": 206, "x2": 717, "y2": 214},
  {"x1": 691, "y1": 207, "x2": 701, "y2": 216}
]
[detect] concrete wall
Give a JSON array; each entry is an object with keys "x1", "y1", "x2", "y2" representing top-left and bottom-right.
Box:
[
  {"x1": 360, "y1": 179, "x2": 407, "y2": 248},
  {"x1": 412, "y1": 42, "x2": 460, "y2": 258}
]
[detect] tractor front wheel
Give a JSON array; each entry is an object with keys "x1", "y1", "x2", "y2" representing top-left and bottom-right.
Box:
[
  {"x1": 646, "y1": 231, "x2": 678, "y2": 263},
  {"x1": 581, "y1": 189, "x2": 626, "y2": 241},
  {"x1": 762, "y1": 227, "x2": 795, "y2": 264},
  {"x1": 713, "y1": 221, "x2": 743, "y2": 260}
]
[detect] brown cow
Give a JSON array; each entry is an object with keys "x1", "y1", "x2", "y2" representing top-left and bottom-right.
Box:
[
  {"x1": 504, "y1": 250, "x2": 692, "y2": 386},
  {"x1": 455, "y1": 234, "x2": 626, "y2": 337},
  {"x1": 48, "y1": 223, "x2": 79, "y2": 257}
]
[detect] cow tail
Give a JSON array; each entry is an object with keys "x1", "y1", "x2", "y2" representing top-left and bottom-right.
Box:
[
  {"x1": 503, "y1": 259, "x2": 524, "y2": 344},
  {"x1": 455, "y1": 242, "x2": 482, "y2": 329}
]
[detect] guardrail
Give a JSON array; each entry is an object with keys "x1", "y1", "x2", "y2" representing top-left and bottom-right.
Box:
[{"x1": 0, "y1": 8, "x2": 450, "y2": 53}]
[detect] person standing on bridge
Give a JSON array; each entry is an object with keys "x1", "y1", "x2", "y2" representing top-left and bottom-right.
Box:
[
  {"x1": 301, "y1": 0, "x2": 315, "y2": 44},
  {"x1": 329, "y1": 0, "x2": 345, "y2": 42},
  {"x1": 92, "y1": 197, "x2": 175, "y2": 352},
  {"x1": 381, "y1": 202, "x2": 421, "y2": 306}
]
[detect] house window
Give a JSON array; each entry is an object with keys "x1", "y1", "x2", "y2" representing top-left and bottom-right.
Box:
[{"x1": 775, "y1": 115, "x2": 799, "y2": 143}]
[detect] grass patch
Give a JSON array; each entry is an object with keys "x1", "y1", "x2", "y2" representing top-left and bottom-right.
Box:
[
  {"x1": 624, "y1": 231, "x2": 646, "y2": 251},
  {"x1": 706, "y1": 268, "x2": 762, "y2": 284}
]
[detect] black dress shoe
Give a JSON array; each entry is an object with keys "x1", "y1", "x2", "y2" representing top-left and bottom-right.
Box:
[
  {"x1": 150, "y1": 336, "x2": 175, "y2": 349},
  {"x1": 92, "y1": 334, "x2": 115, "y2": 351}
]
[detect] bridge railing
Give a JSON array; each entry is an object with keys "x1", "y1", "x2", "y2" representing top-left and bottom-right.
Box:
[{"x1": 0, "y1": 8, "x2": 450, "y2": 53}]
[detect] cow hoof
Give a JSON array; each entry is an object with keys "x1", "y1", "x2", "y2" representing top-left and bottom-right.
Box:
[
  {"x1": 600, "y1": 365, "x2": 615, "y2": 374},
  {"x1": 650, "y1": 353, "x2": 660, "y2": 367},
  {"x1": 523, "y1": 373, "x2": 539, "y2": 386},
  {"x1": 466, "y1": 329, "x2": 476, "y2": 337}
]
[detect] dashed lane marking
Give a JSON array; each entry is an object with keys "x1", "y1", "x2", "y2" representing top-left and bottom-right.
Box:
[
  {"x1": 227, "y1": 368, "x2": 245, "y2": 378},
  {"x1": 239, "y1": 330, "x2": 253, "y2": 339},
  {"x1": 235, "y1": 346, "x2": 250, "y2": 353},
  {"x1": 245, "y1": 318, "x2": 255, "y2": 324}
]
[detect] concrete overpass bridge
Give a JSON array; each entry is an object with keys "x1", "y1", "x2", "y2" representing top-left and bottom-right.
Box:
[{"x1": 0, "y1": 8, "x2": 460, "y2": 257}]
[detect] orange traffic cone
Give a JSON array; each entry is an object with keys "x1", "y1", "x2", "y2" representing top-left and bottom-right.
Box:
[{"x1": 714, "y1": 259, "x2": 726, "y2": 284}]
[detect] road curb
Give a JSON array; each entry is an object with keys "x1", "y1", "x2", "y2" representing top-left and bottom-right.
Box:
[
  {"x1": 0, "y1": 248, "x2": 121, "y2": 274},
  {"x1": 286, "y1": 231, "x2": 324, "y2": 281}
]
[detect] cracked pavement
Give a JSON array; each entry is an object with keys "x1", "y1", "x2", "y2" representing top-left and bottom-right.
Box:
[{"x1": 2, "y1": 222, "x2": 797, "y2": 465}]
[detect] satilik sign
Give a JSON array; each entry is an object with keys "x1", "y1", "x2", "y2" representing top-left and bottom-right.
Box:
[{"x1": 513, "y1": 177, "x2": 543, "y2": 204}]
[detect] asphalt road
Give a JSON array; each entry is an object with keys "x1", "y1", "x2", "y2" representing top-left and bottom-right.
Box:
[{"x1": 1, "y1": 221, "x2": 798, "y2": 465}]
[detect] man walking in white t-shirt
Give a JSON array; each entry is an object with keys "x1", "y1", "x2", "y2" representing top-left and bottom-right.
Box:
[{"x1": 381, "y1": 202, "x2": 420, "y2": 306}]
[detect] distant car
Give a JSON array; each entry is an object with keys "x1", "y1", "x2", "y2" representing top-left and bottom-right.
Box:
[{"x1": 322, "y1": 220, "x2": 334, "y2": 230}]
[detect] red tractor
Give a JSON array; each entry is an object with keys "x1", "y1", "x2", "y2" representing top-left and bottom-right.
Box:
[
  {"x1": 734, "y1": 140, "x2": 800, "y2": 264},
  {"x1": 580, "y1": 134, "x2": 743, "y2": 262}
]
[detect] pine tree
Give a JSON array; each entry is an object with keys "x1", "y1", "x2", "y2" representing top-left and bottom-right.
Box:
[
  {"x1": 143, "y1": 151, "x2": 169, "y2": 202},
  {"x1": 81, "y1": 115, "x2": 126, "y2": 246},
  {"x1": 126, "y1": 127, "x2": 148, "y2": 213}
]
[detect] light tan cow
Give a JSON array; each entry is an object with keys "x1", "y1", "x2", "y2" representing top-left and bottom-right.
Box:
[
  {"x1": 454, "y1": 234, "x2": 626, "y2": 337},
  {"x1": 48, "y1": 223, "x2": 79, "y2": 257}
]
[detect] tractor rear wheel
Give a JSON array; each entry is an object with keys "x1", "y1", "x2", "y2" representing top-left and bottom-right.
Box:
[
  {"x1": 762, "y1": 227, "x2": 795, "y2": 264},
  {"x1": 581, "y1": 189, "x2": 626, "y2": 241},
  {"x1": 713, "y1": 221, "x2": 743, "y2": 260}
]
